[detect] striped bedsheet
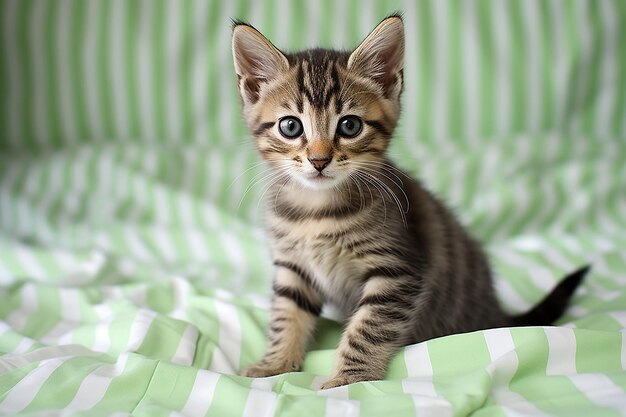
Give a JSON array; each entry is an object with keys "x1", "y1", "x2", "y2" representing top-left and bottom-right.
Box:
[{"x1": 1, "y1": 1, "x2": 625, "y2": 416}]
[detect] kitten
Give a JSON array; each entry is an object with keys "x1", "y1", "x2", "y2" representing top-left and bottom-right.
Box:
[{"x1": 231, "y1": 15, "x2": 588, "y2": 389}]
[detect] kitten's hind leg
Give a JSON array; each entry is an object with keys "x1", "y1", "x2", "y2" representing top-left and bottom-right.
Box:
[
  {"x1": 242, "y1": 264, "x2": 322, "y2": 378},
  {"x1": 321, "y1": 276, "x2": 417, "y2": 389}
]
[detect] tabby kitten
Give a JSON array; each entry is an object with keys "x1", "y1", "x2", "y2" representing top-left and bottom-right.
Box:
[{"x1": 232, "y1": 15, "x2": 588, "y2": 389}]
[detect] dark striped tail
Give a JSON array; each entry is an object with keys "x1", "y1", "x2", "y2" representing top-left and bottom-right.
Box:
[{"x1": 509, "y1": 265, "x2": 590, "y2": 327}]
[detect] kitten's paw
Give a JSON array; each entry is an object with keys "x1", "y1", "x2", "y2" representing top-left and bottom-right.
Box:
[
  {"x1": 321, "y1": 373, "x2": 371, "y2": 389},
  {"x1": 242, "y1": 360, "x2": 300, "y2": 378}
]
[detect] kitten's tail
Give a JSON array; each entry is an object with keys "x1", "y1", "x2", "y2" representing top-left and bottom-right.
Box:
[{"x1": 508, "y1": 265, "x2": 590, "y2": 327}]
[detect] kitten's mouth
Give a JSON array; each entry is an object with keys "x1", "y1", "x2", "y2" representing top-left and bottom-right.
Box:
[{"x1": 311, "y1": 173, "x2": 331, "y2": 180}]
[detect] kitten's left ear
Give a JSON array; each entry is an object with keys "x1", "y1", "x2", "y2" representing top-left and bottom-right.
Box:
[{"x1": 348, "y1": 15, "x2": 404, "y2": 98}]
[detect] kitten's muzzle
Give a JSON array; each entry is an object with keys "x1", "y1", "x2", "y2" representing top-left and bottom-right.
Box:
[{"x1": 308, "y1": 156, "x2": 332, "y2": 172}]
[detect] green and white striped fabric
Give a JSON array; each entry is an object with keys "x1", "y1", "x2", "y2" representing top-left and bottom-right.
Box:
[{"x1": 1, "y1": 1, "x2": 625, "y2": 416}]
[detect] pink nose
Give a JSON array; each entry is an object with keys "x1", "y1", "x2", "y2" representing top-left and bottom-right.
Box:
[{"x1": 308, "y1": 156, "x2": 331, "y2": 172}]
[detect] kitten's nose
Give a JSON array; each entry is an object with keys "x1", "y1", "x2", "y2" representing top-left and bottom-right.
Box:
[{"x1": 308, "y1": 156, "x2": 332, "y2": 172}]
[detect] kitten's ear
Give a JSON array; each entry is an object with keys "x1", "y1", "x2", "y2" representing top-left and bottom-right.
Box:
[
  {"x1": 232, "y1": 22, "x2": 289, "y2": 103},
  {"x1": 348, "y1": 15, "x2": 404, "y2": 98}
]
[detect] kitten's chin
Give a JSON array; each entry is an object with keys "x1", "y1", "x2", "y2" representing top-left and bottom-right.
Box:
[{"x1": 295, "y1": 174, "x2": 344, "y2": 191}]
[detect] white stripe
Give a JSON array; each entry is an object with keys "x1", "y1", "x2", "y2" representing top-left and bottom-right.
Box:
[
  {"x1": 324, "y1": 397, "x2": 360, "y2": 417},
  {"x1": 151, "y1": 227, "x2": 178, "y2": 264},
  {"x1": 185, "y1": 230, "x2": 211, "y2": 262},
  {"x1": 307, "y1": 0, "x2": 321, "y2": 47},
  {"x1": 494, "y1": 248, "x2": 555, "y2": 293},
  {"x1": 333, "y1": 0, "x2": 349, "y2": 48},
  {"x1": 404, "y1": 1, "x2": 420, "y2": 148},
  {"x1": 3, "y1": 0, "x2": 21, "y2": 147},
  {"x1": 14, "y1": 245, "x2": 48, "y2": 281},
  {"x1": 6, "y1": 283, "x2": 38, "y2": 332},
  {"x1": 153, "y1": 186, "x2": 172, "y2": 225},
  {"x1": 568, "y1": 373, "x2": 626, "y2": 413},
  {"x1": 622, "y1": 332, "x2": 626, "y2": 370},
  {"x1": 124, "y1": 229, "x2": 156, "y2": 262},
  {"x1": 544, "y1": 327, "x2": 577, "y2": 376},
  {"x1": 274, "y1": 0, "x2": 292, "y2": 46},
  {"x1": 206, "y1": 152, "x2": 224, "y2": 204},
  {"x1": 127, "y1": 309, "x2": 157, "y2": 352},
  {"x1": 571, "y1": 0, "x2": 592, "y2": 132},
  {"x1": 83, "y1": 1, "x2": 104, "y2": 138},
  {"x1": 56, "y1": 0, "x2": 77, "y2": 144},
  {"x1": 169, "y1": 276, "x2": 192, "y2": 320},
  {"x1": 242, "y1": 379, "x2": 278, "y2": 417},
  {"x1": 402, "y1": 343, "x2": 454, "y2": 417},
  {"x1": 432, "y1": 0, "x2": 449, "y2": 139},
  {"x1": 448, "y1": 156, "x2": 467, "y2": 207},
  {"x1": 217, "y1": 0, "x2": 236, "y2": 144},
  {"x1": 31, "y1": 0, "x2": 49, "y2": 146},
  {"x1": 548, "y1": 0, "x2": 567, "y2": 128},
  {"x1": 179, "y1": 370, "x2": 221, "y2": 417},
  {"x1": 171, "y1": 324, "x2": 198, "y2": 366},
  {"x1": 137, "y1": 0, "x2": 156, "y2": 140},
  {"x1": 0, "y1": 345, "x2": 97, "y2": 372},
  {"x1": 208, "y1": 296, "x2": 242, "y2": 373},
  {"x1": 92, "y1": 303, "x2": 113, "y2": 353},
  {"x1": 190, "y1": 0, "x2": 210, "y2": 145},
  {"x1": 493, "y1": 275, "x2": 530, "y2": 313},
  {"x1": 484, "y1": 328, "x2": 550, "y2": 417},
  {"x1": 165, "y1": 0, "x2": 181, "y2": 141},
  {"x1": 594, "y1": 0, "x2": 618, "y2": 136},
  {"x1": 461, "y1": 0, "x2": 479, "y2": 139},
  {"x1": 520, "y1": 0, "x2": 542, "y2": 132},
  {"x1": 40, "y1": 288, "x2": 81, "y2": 345},
  {"x1": 404, "y1": 342, "x2": 434, "y2": 378},
  {"x1": 64, "y1": 353, "x2": 130, "y2": 412},
  {"x1": 110, "y1": 0, "x2": 130, "y2": 138},
  {"x1": 492, "y1": 1, "x2": 512, "y2": 135},
  {"x1": 222, "y1": 232, "x2": 248, "y2": 291}
]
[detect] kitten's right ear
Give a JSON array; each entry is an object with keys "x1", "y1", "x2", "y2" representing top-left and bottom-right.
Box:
[{"x1": 232, "y1": 22, "x2": 289, "y2": 103}]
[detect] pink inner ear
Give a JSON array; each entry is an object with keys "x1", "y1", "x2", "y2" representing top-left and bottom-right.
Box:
[{"x1": 376, "y1": 45, "x2": 403, "y2": 97}]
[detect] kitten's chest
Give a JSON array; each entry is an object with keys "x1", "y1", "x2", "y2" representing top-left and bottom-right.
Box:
[{"x1": 268, "y1": 217, "x2": 372, "y2": 309}]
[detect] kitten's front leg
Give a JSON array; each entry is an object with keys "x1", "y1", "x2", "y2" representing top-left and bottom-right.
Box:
[
  {"x1": 243, "y1": 263, "x2": 322, "y2": 378},
  {"x1": 321, "y1": 277, "x2": 417, "y2": 389}
]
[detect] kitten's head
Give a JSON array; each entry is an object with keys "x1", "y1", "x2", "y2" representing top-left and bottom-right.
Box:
[{"x1": 232, "y1": 15, "x2": 404, "y2": 190}]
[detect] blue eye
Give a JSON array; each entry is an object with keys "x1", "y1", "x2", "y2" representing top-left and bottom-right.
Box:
[
  {"x1": 278, "y1": 117, "x2": 304, "y2": 139},
  {"x1": 337, "y1": 116, "x2": 362, "y2": 138}
]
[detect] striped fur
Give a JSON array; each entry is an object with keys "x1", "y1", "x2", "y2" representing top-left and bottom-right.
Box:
[{"x1": 232, "y1": 15, "x2": 587, "y2": 388}]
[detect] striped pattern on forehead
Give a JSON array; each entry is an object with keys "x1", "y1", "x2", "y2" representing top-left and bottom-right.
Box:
[{"x1": 288, "y1": 49, "x2": 351, "y2": 113}]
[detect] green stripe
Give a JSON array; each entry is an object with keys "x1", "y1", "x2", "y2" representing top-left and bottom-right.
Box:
[
  {"x1": 125, "y1": 1, "x2": 141, "y2": 140},
  {"x1": 613, "y1": 0, "x2": 626, "y2": 136},
  {"x1": 538, "y1": 0, "x2": 555, "y2": 131},
  {"x1": 447, "y1": 1, "x2": 463, "y2": 140},
  {"x1": 476, "y1": 0, "x2": 495, "y2": 137},
  {"x1": 206, "y1": 0, "x2": 222, "y2": 147},
  {"x1": 96, "y1": 1, "x2": 114, "y2": 139},
  {"x1": 179, "y1": 0, "x2": 194, "y2": 143},
  {"x1": 44, "y1": 1, "x2": 62, "y2": 146},
  {"x1": 508, "y1": 0, "x2": 526, "y2": 133},
  {"x1": 580, "y1": 2, "x2": 603, "y2": 135},
  {"x1": 206, "y1": 375, "x2": 252, "y2": 416},
  {"x1": 17, "y1": 0, "x2": 35, "y2": 147},
  {"x1": 152, "y1": 0, "x2": 167, "y2": 142},
  {"x1": 417, "y1": 0, "x2": 433, "y2": 140},
  {"x1": 69, "y1": 0, "x2": 89, "y2": 142}
]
